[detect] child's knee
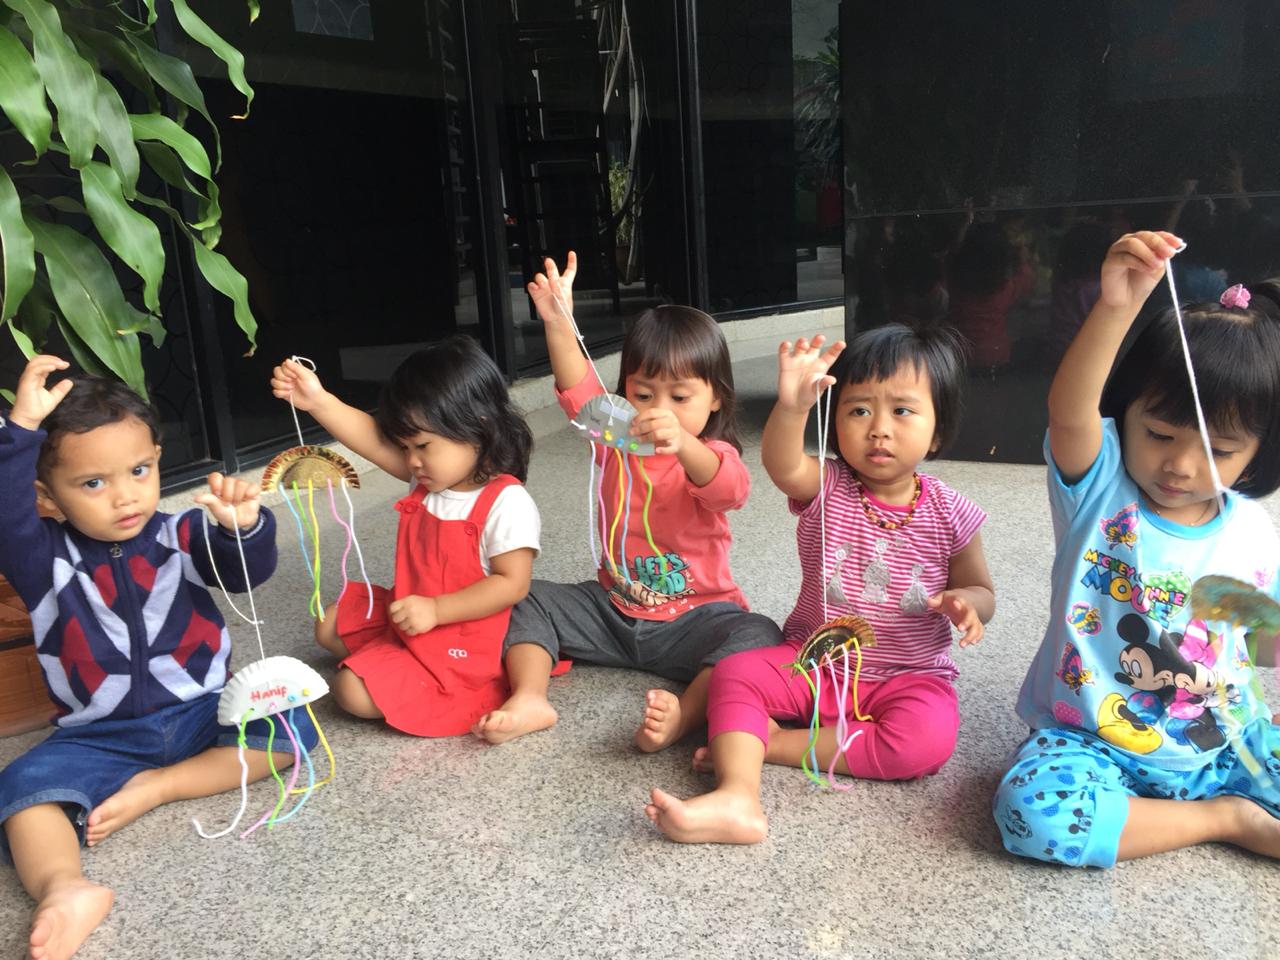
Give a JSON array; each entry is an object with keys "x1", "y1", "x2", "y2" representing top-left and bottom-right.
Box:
[
  {"x1": 992, "y1": 761, "x2": 1117, "y2": 868},
  {"x1": 332, "y1": 668, "x2": 381, "y2": 719}
]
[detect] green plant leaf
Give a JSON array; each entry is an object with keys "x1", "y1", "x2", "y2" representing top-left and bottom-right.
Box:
[
  {"x1": 13, "y1": 268, "x2": 55, "y2": 346},
  {"x1": 56, "y1": 313, "x2": 111, "y2": 378},
  {"x1": 94, "y1": 76, "x2": 139, "y2": 198},
  {"x1": 5, "y1": 315, "x2": 35, "y2": 356},
  {"x1": 129, "y1": 111, "x2": 211, "y2": 181},
  {"x1": 170, "y1": 0, "x2": 252, "y2": 118},
  {"x1": 80, "y1": 161, "x2": 163, "y2": 312},
  {"x1": 0, "y1": 165, "x2": 36, "y2": 321},
  {"x1": 123, "y1": 33, "x2": 219, "y2": 168},
  {"x1": 247, "y1": 0, "x2": 260, "y2": 23},
  {"x1": 3, "y1": 0, "x2": 99, "y2": 168},
  {"x1": 27, "y1": 216, "x2": 150, "y2": 394},
  {"x1": 64, "y1": 24, "x2": 158, "y2": 110},
  {"x1": 0, "y1": 388, "x2": 14, "y2": 403},
  {"x1": 192, "y1": 241, "x2": 254, "y2": 353},
  {"x1": 0, "y1": 24, "x2": 51, "y2": 156},
  {"x1": 136, "y1": 139, "x2": 220, "y2": 227}
]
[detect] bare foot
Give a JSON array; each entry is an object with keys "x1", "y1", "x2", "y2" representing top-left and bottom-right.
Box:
[
  {"x1": 471, "y1": 693, "x2": 557, "y2": 745},
  {"x1": 86, "y1": 769, "x2": 168, "y2": 845},
  {"x1": 644, "y1": 786, "x2": 768, "y2": 844},
  {"x1": 29, "y1": 880, "x2": 113, "y2": 960},
  {"x1": 635, "y1": 689, "x2": 685, "y2": 753},
  {"x1": 1222, "y1": 795, "x2": 1280, "y2": 859}
]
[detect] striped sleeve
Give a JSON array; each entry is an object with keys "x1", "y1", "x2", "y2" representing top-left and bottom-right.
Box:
[
  {"x1": 942, "y1": 485, "x2": 987, "y2": 555},
  {"x1": 787, "y1": 456, "x2": 843, "y2": 516}
]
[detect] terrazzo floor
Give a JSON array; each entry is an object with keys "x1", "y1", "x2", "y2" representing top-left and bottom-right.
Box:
[{"x1": 1, "y1": 334, "x2": 1277, "y2": 960}]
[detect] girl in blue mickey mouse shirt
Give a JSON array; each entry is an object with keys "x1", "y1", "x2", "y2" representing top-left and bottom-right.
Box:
[{"x1": 994, "y1": 230, "x2": 1280, "y2": 867}]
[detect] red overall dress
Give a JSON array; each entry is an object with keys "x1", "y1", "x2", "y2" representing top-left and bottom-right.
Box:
[{"x1": 336, "y1": 475, "x2": 521, "y2": 736}]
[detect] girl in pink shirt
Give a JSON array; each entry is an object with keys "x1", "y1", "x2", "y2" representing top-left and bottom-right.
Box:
[
  {"x1": 647, "y1": 323, "x2": 996, "y2": 843},
  {"x1": 471, "y1": 253, "x2": 781, "y2": 748}
]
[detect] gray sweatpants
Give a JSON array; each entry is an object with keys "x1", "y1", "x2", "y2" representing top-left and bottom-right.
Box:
[{"x1": 504, "y1": 580, "x2": 782, "y2": 683}]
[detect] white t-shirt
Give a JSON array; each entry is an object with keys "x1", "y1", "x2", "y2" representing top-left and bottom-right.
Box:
[{"x1": 421, "y1": 484, "x2": 541, "y2": 573}]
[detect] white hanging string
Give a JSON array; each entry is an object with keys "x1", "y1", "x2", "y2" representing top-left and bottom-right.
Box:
[
  {"x1": 549, "y1": 287, "x2": 609, "y2": 395},
  {"x1": 201, "y1": 511, "x2": 264, "y2": 629},
  {"x1": 200, "y1": 509, "x2": 267, "y2": 663},
  {"x1": 814, "y1": 377, "x2": 834, "y2": 625},
  {"x1": 1162, "y1": 246, "x2": 1227, "y2": 515},
  {"x1": 287, "y1": 355, "x2": 317, "y2": 449}
]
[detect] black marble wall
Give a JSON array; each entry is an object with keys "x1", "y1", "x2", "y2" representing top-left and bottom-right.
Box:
[{"x1": 843, "y1": 0, "x2": 1280, "y2": 464}]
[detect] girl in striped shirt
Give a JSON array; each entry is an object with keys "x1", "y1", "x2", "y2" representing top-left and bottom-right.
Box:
[{"x1": 647, "y1": 324, "x2": 995, "y2": 843}]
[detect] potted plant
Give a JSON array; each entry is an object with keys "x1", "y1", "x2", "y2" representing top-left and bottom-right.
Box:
[{"x1": 0, "y1": 0, "x2": 259, "y2": 733}]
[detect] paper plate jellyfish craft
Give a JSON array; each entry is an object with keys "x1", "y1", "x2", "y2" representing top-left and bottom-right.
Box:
[{"x1": 191, "y1": 514, "x2": 337, "y2": 840}]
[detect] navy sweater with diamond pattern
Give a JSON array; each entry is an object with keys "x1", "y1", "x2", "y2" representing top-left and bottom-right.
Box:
[{"x1": 0, "y1": 416, "x2": 276, "y2": 727}]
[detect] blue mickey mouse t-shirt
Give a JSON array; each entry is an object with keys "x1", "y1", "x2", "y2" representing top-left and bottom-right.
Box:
[{"x1": 1016, "y1": 419, "x2": 1280, "y2": 770}]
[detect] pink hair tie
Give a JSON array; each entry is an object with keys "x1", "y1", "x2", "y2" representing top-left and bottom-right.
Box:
[{"x1": 1220, "y1": 283, "x2": 1251, "y2": 309}]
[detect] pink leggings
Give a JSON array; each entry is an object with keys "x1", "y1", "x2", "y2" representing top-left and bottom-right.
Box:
[{"x1": 706, "y1": 642, "x2": 959, "y2": 781}]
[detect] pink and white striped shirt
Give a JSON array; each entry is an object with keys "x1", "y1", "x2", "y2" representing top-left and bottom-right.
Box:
[{"x1": 781, "y1": 459, "x2": 986, "y2": 681}]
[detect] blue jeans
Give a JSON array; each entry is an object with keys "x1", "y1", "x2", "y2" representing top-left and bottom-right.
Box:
[
  {"x1": 993, "y1": 722, "x2": 1280, "y2": 868},
  {"x1": 0, "y1": 692, "x2": 319, "y2": 863}
]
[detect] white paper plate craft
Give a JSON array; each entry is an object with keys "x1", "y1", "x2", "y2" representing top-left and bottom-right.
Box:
[{"x1": 191, "y1": 502, "x2": 336, "y2": 841}]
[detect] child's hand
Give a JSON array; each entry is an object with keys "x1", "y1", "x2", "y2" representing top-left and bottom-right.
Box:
[
  {"x1": 928, "y1": 590, "x2": 984, "y2": 647},
  {"x1": 776, "y1": 335, "x2": 845, "y2": 415},
  {"x1": 526, "y1": 252, "x2": 577, "y2": 328},
  {"x1": 1099, "y1": 231, "x2": 1182, "y2": 311},
  {"x1": 389, "y1": 595, "x2": 437, "y2": 636},
  {"x1": 194, "y1": 472, "x2": 262, "y2": 532},
  {"x1": 9, "y1": 355, "x2": 73, "y2": 431},
  {"x1": 630, "y1": 407, "x2": 686, "y2": 456},
  {"x1": 270, "y1": 358, "x2": 328, "y2": 413}
]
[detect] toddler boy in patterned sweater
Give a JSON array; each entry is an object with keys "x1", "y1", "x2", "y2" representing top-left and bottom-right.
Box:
[{"x1": 0, "y1": 355, "x2": 315, "y2": 960}]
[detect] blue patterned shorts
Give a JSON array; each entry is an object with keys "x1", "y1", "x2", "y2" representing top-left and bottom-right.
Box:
[{"x1": 993, "y1": 722, "x2": 1280, "y2": 867}]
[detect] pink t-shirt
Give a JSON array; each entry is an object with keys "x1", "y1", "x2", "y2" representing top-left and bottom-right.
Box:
[
  {"x1": 782, "y1": 459, "x2": 986, "y2": 681},
  {"x1": 557, "y1": 372, "x2": 750, "y2": 622}
]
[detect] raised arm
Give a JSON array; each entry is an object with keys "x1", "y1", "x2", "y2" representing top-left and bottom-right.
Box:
[
  {"x1": 1047, "y1": 231, "x2": 1181, "y2": 482},
  {"x1": 270, "y1": 359, "x2": 410, "y2": 482},
  {"x1": 761, "y1": 335, "x2": 845, "y2": 502},
  {"x1": 527, "y1": 252, "x2": 590, "y2": 392}
]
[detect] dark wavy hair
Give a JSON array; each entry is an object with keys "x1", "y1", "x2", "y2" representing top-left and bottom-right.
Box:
[
  {"x1": 617, "y1": 305, "x2": 741, "y2": 452},
  {"x1": 827, "y1": 322, "x2": 967, "y2": 460},
  {"x1": 36, "y1": 375, "x2": 160, "y2": 480},
  {"x1": 1101, "y1": 278, "x2": 1280, "y2": 498},
  {"x1": 374, "y1": 335, "x2": 533, "y2": 483}
]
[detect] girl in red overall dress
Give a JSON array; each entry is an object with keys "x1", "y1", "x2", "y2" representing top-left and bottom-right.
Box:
[{"x1": 271, "y1": 336, "x2": 559, "y2": 735}]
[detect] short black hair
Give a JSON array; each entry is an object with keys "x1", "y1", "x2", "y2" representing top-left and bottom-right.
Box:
[
  {"x1": 619, "y1": 305, "x2": 741, "y2": 452},
  {"x1": 1101, "y1": 278, "x2": 1280, "y2": 498},
  {"x1": 36, "y1": 375, "x2": 160, "y2": 480},
  {"x1": 827, "y1": 322, "x2": 966, "y2": 459},
  {"x1": 374, "y1": 335, "x2": 533, "y2": 483}
]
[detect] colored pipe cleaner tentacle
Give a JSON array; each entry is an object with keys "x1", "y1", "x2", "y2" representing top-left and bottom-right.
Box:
[
  {"x1": 193, "y1": 713, "x2": 252, "y2": 839},
  {"x1": 297, "y1": 701, "x2": 336, "y2": 790},
  {"x1": 275, "y1": 710, "x2": 318, "y2": 822},
  {"x1": 609, "y1": 447, "x2": 627, "y2": 579},
  {"x1": 241, "y1": 716, "x2": 288, "y2": 839},
  {"x1": 305, "y1": 480, "x2": 324, "y2": 618},
  {"x1": 634, "y1": 455, "x2": 670, "y2": 581},
  {"x1": 285, "y1": 480, "x2": 320, "y2": 618},
  {"x1": 326, "y1": 480, "x2": 354, "y2": 607},
  {"x1": 586, "y1": 443, "x2": 601, "y2": 571},
  {"x1": 266, "y1": 710, "x2": 303, "y2": 829},
  {"x1": 596, "y1": 449, "x2": 614, "y2": 576},
  {"x1": 797, "y1": 662, "x2": 826, "y2": 787},
  {"x1": 619, "y1": 451, "x2": 635, "y2": 582},
  {"x1": 339, "y1": 478, "x2": 374, "y2": 619}
]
